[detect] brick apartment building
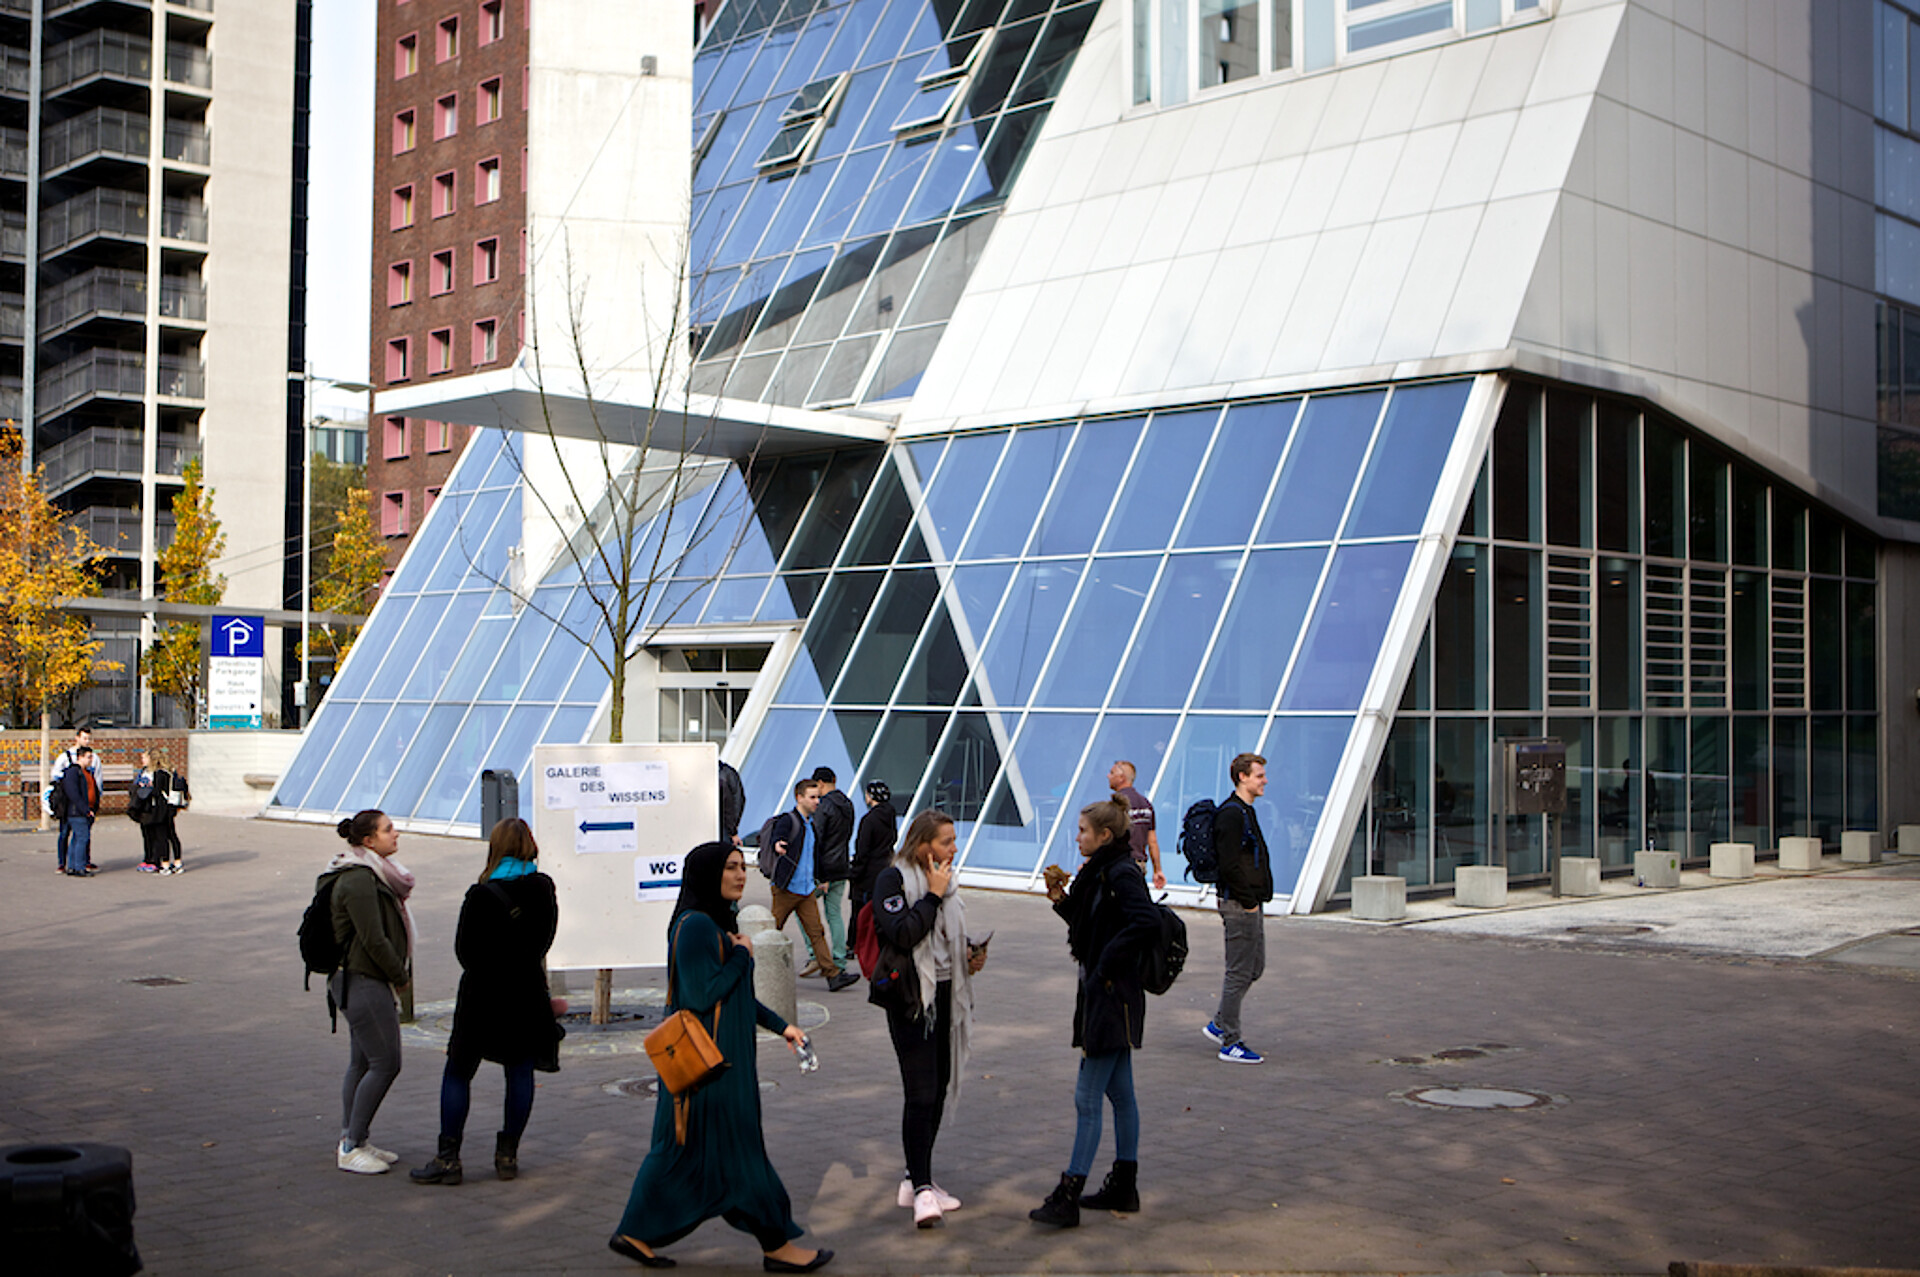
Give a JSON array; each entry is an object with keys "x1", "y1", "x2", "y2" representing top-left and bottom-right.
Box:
[{"x1": 368, "y1": 0, "x2": 527, "y2": 576}]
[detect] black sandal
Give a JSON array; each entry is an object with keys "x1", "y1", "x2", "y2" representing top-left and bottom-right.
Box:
[{"x1": 609, "y1": 1235, "x2": 676, "y2": 1268}]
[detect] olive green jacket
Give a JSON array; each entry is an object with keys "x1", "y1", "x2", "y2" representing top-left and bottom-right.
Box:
[{"x1": 323, "y1": 864, "x2": 410, "y2": 986}]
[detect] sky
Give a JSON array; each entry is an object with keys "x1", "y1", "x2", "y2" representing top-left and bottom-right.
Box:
[{"x1": 306, "y1": 0, "x2": 377, "y2": 422}]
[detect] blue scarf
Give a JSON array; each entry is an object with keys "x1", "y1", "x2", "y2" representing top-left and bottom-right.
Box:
[{"x1": 489, "y1": 857, "x2": 538, "y2": 881}]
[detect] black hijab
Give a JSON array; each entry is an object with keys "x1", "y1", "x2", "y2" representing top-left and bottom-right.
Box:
[{"x1": 671, "y1": 840, "x2": 741, "y2": 941}]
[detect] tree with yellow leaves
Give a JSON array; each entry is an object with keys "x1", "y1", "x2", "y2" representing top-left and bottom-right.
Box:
[
  {"x1": 304, "y1": 486, "x2": 385, "y2": 697},
  {"x1": 0, "y1": 431, "x2": 115, "y2": 726},
  {"x1": 143, "y1": 457, "x2": 226, "y2": 721}
]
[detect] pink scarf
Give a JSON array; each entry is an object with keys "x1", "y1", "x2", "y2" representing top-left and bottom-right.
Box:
[{"x1": 325, "y1": 846, "x2": 418, "y2": 964}]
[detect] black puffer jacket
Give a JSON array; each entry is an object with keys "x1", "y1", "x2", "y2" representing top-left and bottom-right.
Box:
[
  {"x1": 1053, "y1": 838, "x2": 1160, "y2": 1054},
  {"x1": 849, "y1": 799, "x2": 897, "y2": 907},
  {"x1": 814, "y1": 787, "x2": 855, "y2": 882}
]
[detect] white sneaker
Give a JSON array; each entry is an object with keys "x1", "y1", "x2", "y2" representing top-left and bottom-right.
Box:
[
  {"x1": 898, "y1": 1178, "x2": 960, "y2": 1211},
  {"x1": 913, "y1": 1187, "x2": 944, "y2": 1228},
  {"x1": 337, "y1": 1142, "x2": 390, "y2": 1174},
  {"x1": 364, "y1": 1143, "x2": 400, "y2": 1165}
]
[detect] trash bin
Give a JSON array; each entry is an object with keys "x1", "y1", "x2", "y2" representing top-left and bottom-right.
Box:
[
  {"x1": 0, "y1": 1142, "x2": 141, "y2": 1275},
  {"x1": 481, "y1": 768, "x2": 519, "y2": 834}
]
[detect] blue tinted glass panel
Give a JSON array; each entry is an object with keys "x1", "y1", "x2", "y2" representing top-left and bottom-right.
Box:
[
  {"x1": 704, "y1": 575, "x2": 773, "y2": 622},
  {"x1": 1345, "y1": 379, "x2": 1472, "y2": 538},
  {"x1": 440, "y1": 703, "x2": 557, "y2": 827},
  {"x1": 1156, "y1": 713, "x2": 1267, "y2": 879},
  {"x1": 974, "y1": 560, "x2": 1080, "y2": 707},
  {"x1": 815, "y1": 66, "x2": 887, "y2": 156},
  {"x1": 323, "y1": 594, "x2": 413, "y2": 704},
  {"x1": 918, "y1": 431, "x2": 1004, "y2": 558},
  {"x1": 895, "y1": 598, "x2": 968, "y2": 705},
  {"x1": 1193, "y1": 546, "x2": 1328, "y2": 710},
  {"x1": 802, "y1": 148, "x2": 887, "y2": 247},
  {"x1": 276, "y1": 699, "x2": 363, "y2": 809},
  {"x1": 479, "y1": 599, "x2": 570, "y2": 701},
  {"x1": 924, "y1": 711, "x2": 1006, "y2": 849},
  {"x1": 1348, "y1": 1, "x2": 1453, "y2": 52},
  {"x1": 1111, "y1": 553, "x2": 1240, "y2": 708},
  {"x1": 414, "y1": 704, "x2": 512, "y2": 823},
  {"x1": 1031, "y1": 416, "x2": 1141, "y2": 556},
  {"x1": 774, "y1": 570, "x2": 884, "y2": 701},
  {"x1": 757, "y1": 571, "x2": 827, "y2": 622},
  {"x1": 964, "y1": 711, "x2": 1094, "y2": 870},
  {"x1": 378, "y1": 704, "x2": 468, "y2": 819},
  {"x1": 961, "y1": 425, "x2": 1071, "y2": 558},
  {"x1": 947, "y1": 562, "x2": 1014, "y2": 648},
  {"x1": 438, "y1": 600, "x2": 516, "y2": 702},
  {"x1": 849, "y1": 135, "x2": 942, "y2": 239},
  {"x1": 1033, "y1": 557, "x2": 1159, "y2": 707},
  {"x1": 857, "y1": 0, "x2": 933, "y2": 69},
  {"x1": 423, "y1": 487, "x2": 514, "y2": 591},
  {"x1": 694, "y1": 183, "x2": 751, "y2": 272},
  {"x1": 1178, "y1": 398, "x2": 1298, "y2": 548},
  {"x1": 771, "y1": 12, "x2": 841, "y2": 94},
  {"x1": 837, "y1": 568, "x2": 940, "y2": 701},
  {"x1": 542, "y1": 705, "x2": 596, "y2": 747},
  {"x1": 475, "y1": 432, "x2": 523, "y2": 489},
  {"x1": 365, "y1": 597, "x2": 439, "y2": 699},
  {"x1": 562, "y1": 630, "x2": 612, "y2": 704},
  {"x1": 1101, "y1": 408, "x2": 1218, "y2": 552},
  {"x1": 756, "y1": 164, "x2": 838, "y2": 260},
  {"x1": 740, "y1": 707, "x2": 824, "y2": 819},
  {"x1": 340, "y1": 704, "x2": 426, "y2": 813},
  {"x1": 904, "y1": 128, "x2": 993, "y2": 224},
  {"x1": 696, "y1": 42, "x2": 758, "y2": 117},
  {"x1": 1281, "y1": 541, "x2": 1415, "y2": 711},
  {"x1": 814, "y1": 709, "x2": 885, "y2": 788},
  {"x1": 1258, "y1": 715, "x2": 1355, "y2": 892},
  {"x1": 1257, "y1": 389, "x2": 1387, "y2": 543},
  {"x1": 401, "y1": 592, "x2": 488, "y2": 700},
  {"x1": 519, "y1": 604, "x2": 594, "y2": 703},
  {"x1": 720, "y1": 98, "x2": 787, "y2": 187},
  {"x1": 864, "y1": 710, "x2": 950, "y2": 813}
]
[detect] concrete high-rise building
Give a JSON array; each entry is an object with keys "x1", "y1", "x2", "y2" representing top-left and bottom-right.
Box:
[{"x1": 0, "y1": 0, "x2": 301, "y2": 725}]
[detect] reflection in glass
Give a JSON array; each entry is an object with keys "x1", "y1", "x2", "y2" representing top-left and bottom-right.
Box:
[
  {"x1": 918, "y1": 431, "x2": 1007, "y2": 558},
  {"x1": 1031, "y1": 416, "x2": 1142, "y2": 556},
  {"x1": 1112, "y1": 553, "x2": 1238, "y2": 709},
  {"x1": 868, "y1": 710, "x2": 950, "y2": 812},
  {"x1": 839, "y1": 569, "x2": 941, "y2": 703},
  {"x1": 1257, "y1": 716, "x2": 1350, "y2": 892},
  {"x1": 1178, "y1": 398, "x2": 1296, "y2": 549},
  {"x1": 775, "y1": 570, "x2": 884, "y2": 701},
  {"x1": 1346, "y1": 380, "x2": 1471, "y2": 538},
  {"x1": 974, "y1": 560, "x2": 1081, "y2": 708},
  {"x1": 416, "y1": 704, "x2": 510, "y2": 823},
  {"x1": 813, "y1": 709, "x2": 884, "y2": 785},
  {"x1": 967, "y1": 712, "x2": 1096, "y2": 871},
  {"x1": 1546, "y1": 716, "x2": 1592, "y2": 864},
  {"x1": 869, "y1": 323, "x2": 945, "y2": 401},
  {"x1": 962, "y1": 425, "x2": 1071, "y2": 558},
  {"x1": 1033, "y1": 557, "x2": 1158, "y2": 708},
  {"x1": 1198, "y1": 0, "x2": 1258, "y2": 87},
  {"x1": 1647, "y1": 715, "x2": 1686, "y2": 851},
  {"x1": 1193, "y1": 547, "x2": 1325, "y2": 711},
  {"x1": 1045, "y1": 712, "x2": 1177, "y2": 875},
  {"x1": 1689, "y1": 716, "x2": 1730, "y2": 856},
  {"x1": 786, "y1": 449, "x2": 883, "y2": 568},
  {"x1": 1434, "y1": 717, "x2": 1488, "y2": 877},
  {"x1": 1102, "y1": 408, "x2": 1217, "y2": 553},
  {"x1": 1281, "y1": 541, "x2": 1414, "y2": 711},
  {"x1": 740, "y1": 707, "x2": 824, "y2": 818},
  {"x1": 1731, "y1": 716, "x2": 1769, "y2": 850},
  {"x1": 900, "y1": 212, "x2": 998, "y2": 326},
  {"x1": 1258, "y1": 390, "x2": 1385, "y2": 544},
  {"x1": 341, "y1": 704, "x2": 428, "y2": 814}
]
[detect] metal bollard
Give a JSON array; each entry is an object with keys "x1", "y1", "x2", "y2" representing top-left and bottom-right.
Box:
[{"x1": 750, "y1": 928, "x2": 797, "y2": 1028}]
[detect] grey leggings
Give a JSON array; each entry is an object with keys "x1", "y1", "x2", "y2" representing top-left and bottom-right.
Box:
[{"x1": 332, "y1": 971, "x2": 403, "y2": 1147}]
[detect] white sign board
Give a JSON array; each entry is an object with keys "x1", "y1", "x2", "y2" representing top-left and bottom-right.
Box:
[
  {"x1": 535, "y1": 742, "x2": 719, "y2": 971},
  {"x1": 207, "y1": 656, "x2": 263, "y2": 728}
]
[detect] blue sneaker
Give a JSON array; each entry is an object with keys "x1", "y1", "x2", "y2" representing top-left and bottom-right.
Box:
[
  {"x1": 1218, "y1": 1042, "x2": 1264, "y2": 1065},
  {"x1": 1202, "y1": 1021, "x2": 1225, "y2": 1045}
]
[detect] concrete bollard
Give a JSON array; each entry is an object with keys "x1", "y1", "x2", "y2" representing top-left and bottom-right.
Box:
[
  {"x1": 1841, "y1": 830, "x2": 1882, "y2": 864},
  {"x1": 1709, "y1": 842, "x2": 1755, "y2": 879},
  {"x1": 1898, "y1": 824, "x2": 1920, "y2": 855},
  {"x1": 1634, "y1": 849, "x2": 1680, "y2": 887},
  {"x1": 750, "y1": 927, "x2": 797, "y2": 1028},
  {"x1": 1558, "y1": 856, "x2": 1601, "y2": 896},
  {"x1": 1350, "y1": 875, "x2": 1406, "y2": 920},
  {"x1": 738, "y1": 904, "x2": 775, "y2": 935},
  {"x1": 1454, "y1": 864, "x2": 1507, "y2": 908},
  {"x1": 1777, "y1": 836, "x2": 1823, "y2": 871}
]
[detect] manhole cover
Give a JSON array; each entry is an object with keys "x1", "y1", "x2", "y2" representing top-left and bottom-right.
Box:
[
  {"x1": 127, "y1": 976, "x2": 187, "y2": 987},
  {"x1": 1566, "y1": 924, "x2": 1655, "y2": 936},
  {"x1": 1393, "y1": 1085, "x2": 1563, "y2": 1111}
]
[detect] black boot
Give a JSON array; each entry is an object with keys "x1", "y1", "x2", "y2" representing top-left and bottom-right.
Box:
[
  {"x1": 409, "y1": 1136, "x2": 462, "y2": 1185},
  {"x1": 1079, "y1": 1160, "x2": 1139, "y2": 1212},
  {"x1": 1028, "y1": 1172, "x2": 1085, "y2": 1228},
  {"x1": 494, "y1": 1132, "x2": 519, "y2": 1181}
]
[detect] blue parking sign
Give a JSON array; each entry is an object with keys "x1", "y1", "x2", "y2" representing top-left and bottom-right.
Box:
[{"x1": 211, "y1": 616, "x2": 264, "y2": 659}]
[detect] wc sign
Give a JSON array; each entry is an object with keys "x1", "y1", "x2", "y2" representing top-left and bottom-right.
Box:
[
  {"x1": 633, "y1": 853, "x2": 683, "y2": 903},
  {"x1": 207, "y1": 615, "x2": 264, "y2": 729}
]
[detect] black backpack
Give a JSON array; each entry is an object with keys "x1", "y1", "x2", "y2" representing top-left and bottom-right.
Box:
[
  {"x1": 1178, "y1": 799, "x2": 1221, "y2": 883},
  {"x1": 298, "y1": 875, "x2": 346, "y2": 990},
  {"x1": 754, "y1": 812, "x2": 793, "y2": 879},
  {"x1": 1140, "y1": 901, "x2": 1189, "y2": 996}
]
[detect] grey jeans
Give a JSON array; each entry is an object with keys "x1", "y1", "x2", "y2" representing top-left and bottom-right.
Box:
[
  {"x1": 332, "y1": 970, "x2": 403, "y2": 1147},
  {"x1": 1213, "y1": 899, "x2": 1266, "y2": 1048}
]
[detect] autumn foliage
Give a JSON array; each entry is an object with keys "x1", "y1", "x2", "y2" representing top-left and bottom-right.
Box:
[
  {"x1": 144, "y1": 456, "x2": 226, "y2": 716},
  {"x1": 0, "y1": 431, "x2": 115, "y2": 724}
]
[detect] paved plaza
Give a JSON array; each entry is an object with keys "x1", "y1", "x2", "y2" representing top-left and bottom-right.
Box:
[{"x1": 2, "y1": 814, "x2": 1917, "y2": 1275}]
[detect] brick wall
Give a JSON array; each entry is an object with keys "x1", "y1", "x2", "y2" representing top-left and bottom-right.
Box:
[{"x1": 3, "y1": 730, "x2": 191, "y2": 820}]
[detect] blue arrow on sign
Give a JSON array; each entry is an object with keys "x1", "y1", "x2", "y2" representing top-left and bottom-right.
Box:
[{"x1": 580, "y1": 819, "x2": 636, "y2": 834}]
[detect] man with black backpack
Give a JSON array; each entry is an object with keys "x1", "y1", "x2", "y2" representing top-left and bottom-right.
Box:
[
  {"x1": 48, "y1": 727, "x2": 98, "y2": 874},
  {"x1": 1203, "y1": 752, "x2": 1271, "y2": 1065},
  {"x1": 764, "y1": 779, "x2": 859, "y2": 993}
]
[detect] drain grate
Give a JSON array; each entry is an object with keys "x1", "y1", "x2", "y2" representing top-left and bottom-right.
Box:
[
  {"x1": 1393, "y1": 1085, "x2": 1564, "y2": 1112},
  {"x1": 127, "y1": 976, "x2": 187, "y2": 987},
  {"x1": 1566, "y1": 924, "x2": 1655, "y2": 936}
]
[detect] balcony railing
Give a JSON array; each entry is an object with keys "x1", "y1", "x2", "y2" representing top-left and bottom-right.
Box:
[
  {"x1": 163, "y1": 44, "x2": 210, "y2": 90},
  {"x1": 71, "y1": 505, "x2": 176, "y2": 556},
  {"x1": 37, "y1": 348, "x2": 145, "y2": 419},
  {"x1": 0, "y1": 0, "x2": 29, "y2": 17},
  {"x1": 39, "y1": 267, "x2": 145, "y2": 334},
  {"x1": 41, "y1": 189, "x2": 148, "y2": 254},
  {"x1": 1, "y1": 209, "x2": 25, "y2": 260},
  {"x1": 44, "y1": 30, "x2": 153, "y2": 94},
  {"x1": 0, "y1": 126, "x2": 26, "y2": 179},
  {"x1": 160, "y1": 276, "x2": 205, "y2": 321},
  {"x1": 0, "y1": 49, "x2": 31, "y2": 96},
  {"x1": 40, "y1": 426, "x2": 201, "y2": 494},
  {"x1": 42, "y1": 107, "x2": 151, "y2": 173},
  {"x1": 0, "y1": 376, "x2": 20, "y2": 422},
  {"x1": 162, "y1": 119, "x2": 209, "y2": 165},
  {"x1": 157, "y1": 354, "x2": 203, "y2": 399},
  {"x1": 0, "y1": 294, "x2": 22, "y2": 341},
  {"x1": 160, "y1": 198, "x2": 206, "y2": 243},
  {"x1": 167, "y1": 0, "x2": 214, "y2": 11}
]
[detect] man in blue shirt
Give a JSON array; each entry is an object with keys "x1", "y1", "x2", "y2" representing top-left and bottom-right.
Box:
[{"x1": 768, "y1": 779, "x2": 859, "y2": 992}]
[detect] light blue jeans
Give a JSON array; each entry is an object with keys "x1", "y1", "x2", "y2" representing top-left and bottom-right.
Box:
[
  {"x1": 1068, "y1": 1048, "x2": 1138, "y2": 1177},
  {"x1": 820, "y1": 878, "x2": 849, "y2": 967},
  {"x1": 64, "y1": 816, "x2": 93, "y2": 873}
]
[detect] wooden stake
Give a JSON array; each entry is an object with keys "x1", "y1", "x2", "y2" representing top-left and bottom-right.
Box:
[{"x1": 593, "y1": 968, "x2": 613, "y2": 1024}]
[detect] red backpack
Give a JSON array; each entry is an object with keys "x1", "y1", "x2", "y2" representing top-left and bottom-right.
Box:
[{"x1": 852, "y1": 901, "x2": 879, "y2": 980}]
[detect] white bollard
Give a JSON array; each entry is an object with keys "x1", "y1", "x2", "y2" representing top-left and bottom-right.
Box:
[
  {"x1": 1777, "y1": 836, "x2": 1823, "y2": 871},
  {"x1": 738, "y1": 904, "x2": 775, "y2": 935},
  {"x1": 750, "y1": 927, "x2": 797, "y2": 1029},
  {"x1": 1841, "y1": 830, "x2": 1883, "y2": 864},
  {"x1": 1634, "y1": 849, "x2": 1680, "y2": 887},
  {"x1": 1898, "y1": 825, "x2": 1920, "y2": 855},
  {"x1": 1558, "y1": 856, "x2": 1601, "y2": 896},
  {"x1": 1454, "y1": 864, "x2": 1507, "y2": 908},
  {"x1": 1709, "y1": 842, "x2": 1755, "y2": 879},
  {"x1": 1350, "y1": 875, "x2": 1406, "y2": 920}
]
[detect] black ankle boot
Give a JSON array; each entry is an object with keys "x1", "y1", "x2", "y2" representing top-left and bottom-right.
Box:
[
  {"x1": 494, "y1": 1132, "x2": 519, "y2": 1181},
  {"x1": 1079, "y1": 1159, "x2": 1139, "y2": 1212},
  {"x1": 1028, "y1": 1172, "x2": 1085, "y2": 1228},
  {"x1": 409, "y1": 1136, "x2": 462, "y2": 1185}
]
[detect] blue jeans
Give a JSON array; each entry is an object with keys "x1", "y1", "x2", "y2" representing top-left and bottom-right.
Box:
[
  {"x1": 820, "y1": 878, "x2": 849, "y2": 967},
  {"x1": 1068, "y1": 1048, "x2": 1138, "y2": 1177},
  {"x1": 64, "y1": 817, "x2": 93, "y2": 873},
  {"x1": 440, "y1": 1049, "x2": 536, "y2": 1144}
]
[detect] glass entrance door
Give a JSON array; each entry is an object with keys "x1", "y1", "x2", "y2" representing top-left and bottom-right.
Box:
[{"x1": 656, "y1": 647, "x2": 768, "y2": 745}]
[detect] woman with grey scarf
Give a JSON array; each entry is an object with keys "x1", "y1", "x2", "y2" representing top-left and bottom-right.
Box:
[{"x1": 868, "y1": 810, "x2": 986, "y2": 1228}]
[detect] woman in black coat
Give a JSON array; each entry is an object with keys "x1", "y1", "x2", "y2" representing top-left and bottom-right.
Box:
[
  {"x1": 848, "y1": 781, "x2": 898, "y2": 909},
  {"x1": 1030, "y1": 798, "x2": 1160, "y2": 1229},
  {"x1": 411, "y1": 818, "x2": 563, "y2": 1185}
]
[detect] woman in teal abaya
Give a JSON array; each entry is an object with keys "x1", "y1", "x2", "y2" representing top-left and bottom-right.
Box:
[{"x1": 609, "y1": 842, "x2": 834, "y2": 1273}]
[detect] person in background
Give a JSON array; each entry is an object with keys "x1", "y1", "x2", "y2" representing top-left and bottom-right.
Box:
[
  {"x1": 766, "y1": 780, "x2": 859, "y2": 994},
  {"x1": 848, "y1": 780, "x2": 897, "y2": 911},
  {"x1": 719, "y1": 759, "x2": 746, "y2": 847},
  {"x1": 322, "y1": 809, "x2": 415, "y2": 1174},
  {"x1": 1203, "y1": 753, "x2": 1273, "y2": 1066},
  {"x1": 49, "y1": 726, "x2": 98, "y2": 874},
  {"x1": 411, "y1": 817, "x2": 563, "y2": 1186},
  {"x1": 808, "y1": 767, "x2": 856, "y2": 975},
  {"x1": 1106, "y1": 760, "x2": 1166, "y2": 890},
  {"x1": 131, "y1": 750, "x2": 190, "y2": 875},
  {"x1": 58, "y1": 744, "x2": 100, "y2": 877},
  {"x1": 608, "y1": 842, "x2": 833, "y2": 1273}
]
